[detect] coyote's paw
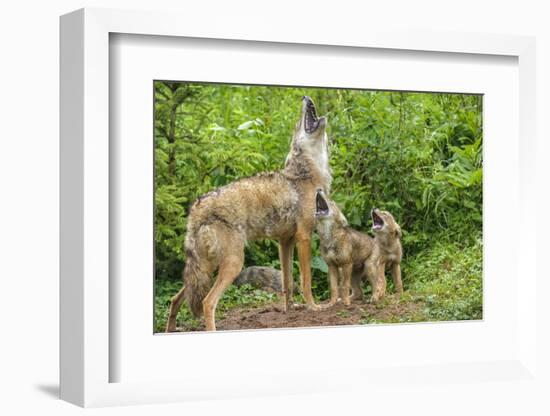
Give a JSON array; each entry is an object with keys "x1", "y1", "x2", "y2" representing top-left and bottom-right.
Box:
[
  {"x1": 272, "y1": 305, "x2": 287, "y2": 313},
  {"x1": 305, "y1": 303, "x2": 322, "y2": 312},
  {"x1": 165, "y1": 321, "x2": 177, "y2": 333},
  {"x1": 320, "y1": 301, "x2": 337, "y2": 310},
  {"x1": 368, "y1": 295, "x2": 382, "y2": 304}
]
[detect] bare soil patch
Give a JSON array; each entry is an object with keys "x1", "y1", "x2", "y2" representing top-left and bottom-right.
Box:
[{"x1": 176, "y1": 295, "x2": 425, "y2": 332}]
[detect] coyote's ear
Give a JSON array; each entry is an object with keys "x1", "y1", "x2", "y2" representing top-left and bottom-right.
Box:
[
  {"x1": 395, "y1": 225, "x2": 402, "y2": 239},
  {"x1": 339, "y1": 212, "x2": 348, "y2": 226}
]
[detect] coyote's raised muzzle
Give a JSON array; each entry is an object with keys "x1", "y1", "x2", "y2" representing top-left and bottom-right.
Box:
[{"x1": 301, "y1": 96, "x2": 326, "y2": 135}]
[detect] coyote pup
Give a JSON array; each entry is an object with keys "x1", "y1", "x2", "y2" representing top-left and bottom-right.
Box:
[
  {"x1": 315, "y1": 191, "x2": 403, "y2": 305},
  {"x1": 166, "y1": 97, "x2": 332, "y2": 331},
  {"x1": 363, "y1": 208, "x2": 403, "y2": 301},
  {"x1": 315, "y1": 191, "x2": 374, "y2": 306}
]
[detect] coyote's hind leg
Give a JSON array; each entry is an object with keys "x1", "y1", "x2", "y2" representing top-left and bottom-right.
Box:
[
  {"x1": 350, "y1": 270, "x2": 364, "y2": 301},
  {"x1": 166, "y1": 285, "x2": 185, "y2": 332},
  {"x1": 202, "y1": 253, "x2": 244, "y2": 331}
]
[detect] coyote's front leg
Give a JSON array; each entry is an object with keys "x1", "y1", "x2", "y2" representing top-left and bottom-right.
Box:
[
  {"x1": 366, "y1": 260, "x2": 385, "y2": 303},
  {"x1": 340, "y1": 263, "x2": 353, "y2": 306},
  {"x1": 279, "y1": 237, "x2": 296, "y2": 312},
  {"x1": 325, "y1": 263, "x2": 340, "y2": 308},
  {"x1": 391, "y1": 263, "x2": 403, "y2": 296},
  {"x1": 296, "y1": 232, "x2": 320, "y2": 311},
  {"x1": 370, "y1": 264, "x2": 387, "y2": 303}
]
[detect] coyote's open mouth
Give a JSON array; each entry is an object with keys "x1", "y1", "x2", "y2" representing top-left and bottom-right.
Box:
[
  {"x1": 315, "y1": 190, "x2": 330, "y2": 217},
  {"x1": 302, "y1": 96, "x2": 323, "y2": 134},
  {"x1": 371, "y1": 209, "x2": 385, "y2": 231}
]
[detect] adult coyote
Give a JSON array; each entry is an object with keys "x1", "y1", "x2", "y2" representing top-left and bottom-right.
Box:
[{"x1": 166, "y1": 96, "x2": 331, "y2": 331}]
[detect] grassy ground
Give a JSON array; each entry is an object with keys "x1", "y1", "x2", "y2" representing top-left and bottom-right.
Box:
[{"x1": 154, "y1": 235, "x2": 482, "y2": 332}]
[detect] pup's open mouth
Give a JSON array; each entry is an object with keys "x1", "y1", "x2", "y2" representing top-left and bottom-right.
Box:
[
  {"x1": 315, "y1": 190, "x2": 330, "y2": 217},
  {"x1": 371, "y1": 209, "x2": 385, "y2": 231},
  {"x1": 302, "y1": 96, "x2": 324, "y2": 134}
]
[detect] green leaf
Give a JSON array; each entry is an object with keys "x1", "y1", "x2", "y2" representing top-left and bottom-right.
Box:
[{"x1": 311, "y1": 256, "x2": 328, "y2": 273}]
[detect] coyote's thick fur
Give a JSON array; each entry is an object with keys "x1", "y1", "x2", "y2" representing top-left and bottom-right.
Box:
[
  {"x1": 166, "y1": 97, "x2": 331, "y2": 331},
  {"x1": 315, "y1": 191, "x2": 402, "y2": 305},
  {"x1": 365, "y1": 208, "x2": 403, "y2": 300}
]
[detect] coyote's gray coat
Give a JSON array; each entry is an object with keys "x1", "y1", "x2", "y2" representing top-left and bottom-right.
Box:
[{"x1": 166, "y1": 97, "x2": 331, "y2": 331}]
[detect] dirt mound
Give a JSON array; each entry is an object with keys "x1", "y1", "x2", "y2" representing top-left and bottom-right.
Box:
[
  {"x1": 177, "y1": 295, "x2": 424, "y2": 332},
  {"x1": 218, "y1": 302, "x2": 363, "y2": 330}
]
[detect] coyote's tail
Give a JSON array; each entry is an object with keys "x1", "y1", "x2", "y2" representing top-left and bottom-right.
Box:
[{"x1": 183, "y1": 231, "x2": 212, "y2": 317}]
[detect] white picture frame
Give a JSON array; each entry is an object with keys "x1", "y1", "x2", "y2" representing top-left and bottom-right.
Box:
[{"x1": 60, "y1": 7, "x2": 538, "y2": 408}]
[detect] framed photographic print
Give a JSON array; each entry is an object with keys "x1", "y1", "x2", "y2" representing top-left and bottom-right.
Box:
[
  {"x1": 60, "y1": 7, "x2": 539, "y2": 408},
  {"x1": 152, "y1": 81, "x2": 483, "y2": 334}
]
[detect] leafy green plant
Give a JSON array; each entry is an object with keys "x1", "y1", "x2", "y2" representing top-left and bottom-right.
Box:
[{"x1": 406, "y1": 233, "x2": 483, "y2": 321}]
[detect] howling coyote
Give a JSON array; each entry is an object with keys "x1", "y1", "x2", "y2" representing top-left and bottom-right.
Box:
[
  {"x1": 166, "y1": 96, "x2": 332, "y2": 331},
  {"x1": 315, "y1": 190, "x2": 403, "y2": 305}
]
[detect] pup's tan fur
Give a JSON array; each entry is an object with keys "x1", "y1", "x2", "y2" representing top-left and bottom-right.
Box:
[
  {"x1": 315, "y1": 193, "x2": 403, "y2": 305},
  {"x1": 166, "y1": 97, "x2": 331, "y2": 331},
  {"x1": 315, "y1": 195, "x2": 374, "y2": 306},
  {"x1": 361, "y1": 208, "x2": 403, "y2": 301}
]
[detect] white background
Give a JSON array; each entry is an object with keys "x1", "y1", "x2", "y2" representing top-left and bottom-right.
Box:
[{"x1": 1, "y1": 1, "x2": 549, "y2": 415}]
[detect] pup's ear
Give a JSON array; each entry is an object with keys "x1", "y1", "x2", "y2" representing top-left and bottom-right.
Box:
[
  {"x1": 339, "y1": 212, "x2": 348, "y2": 227},
  {"x1": 395, "y1": 225, "x2": 402, "y2": 239}
]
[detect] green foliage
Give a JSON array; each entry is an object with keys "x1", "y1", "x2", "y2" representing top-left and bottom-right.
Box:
[
  {"x1": 154, "y1": 81, "x2": 483, "y2": 327},
  {"x1": 407, "y1": 233, "x2": 483, "y2": 321}
]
